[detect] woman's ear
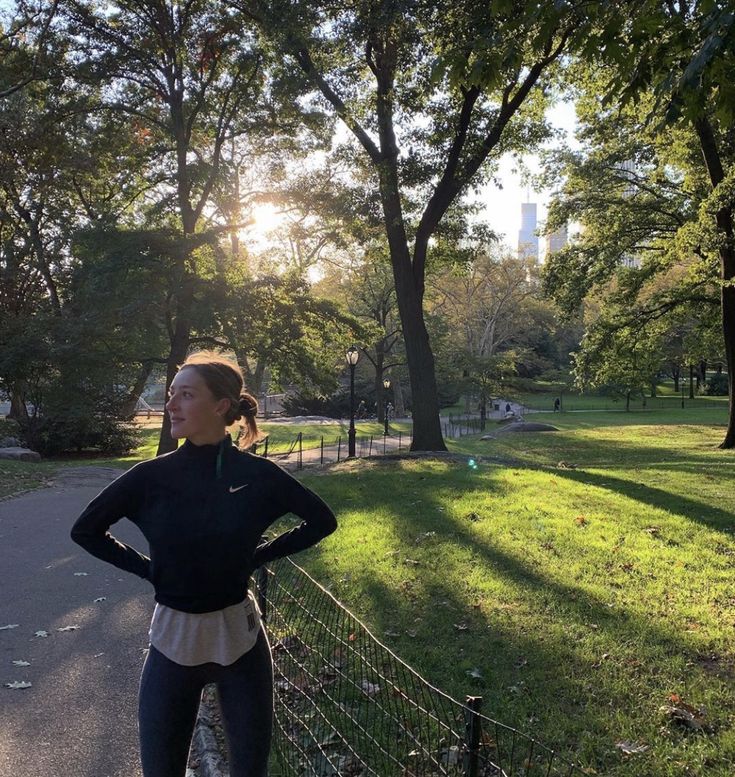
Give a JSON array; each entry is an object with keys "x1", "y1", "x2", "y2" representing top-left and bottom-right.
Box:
[{"x1": 215, "y1": 397, "x2": 231, "y2": 419}]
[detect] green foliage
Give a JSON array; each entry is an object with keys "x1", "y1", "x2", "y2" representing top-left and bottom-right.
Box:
[
  {"x1": 281, "y1": 389, "x2": 350, "y2": 419},
  {"x1": 19, "y1": 410, "x2": 139, "y2": 457},
  {"x1": 705, "y1": 372, "x2": 729, "y2": 396}
]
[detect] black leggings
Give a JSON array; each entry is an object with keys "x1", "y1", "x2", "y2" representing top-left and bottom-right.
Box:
[{"x1": 137, "y1": 626, "x2": 274, "y2": 777}]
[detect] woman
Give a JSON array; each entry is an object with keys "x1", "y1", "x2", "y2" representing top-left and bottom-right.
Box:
[{"x1": 70, "y1": 351, "x2": 338, "y2": 777}]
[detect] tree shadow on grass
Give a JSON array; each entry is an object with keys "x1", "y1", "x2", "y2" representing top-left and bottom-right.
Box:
[
  {"x1": 549, "y1": 466, "x2": 734, "y2": 534},
  {"x1": 301, "y1": 460, "x2": 735, "y2": 772}
]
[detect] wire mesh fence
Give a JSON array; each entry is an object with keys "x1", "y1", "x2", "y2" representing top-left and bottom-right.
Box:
[{"x1": 254, "y1": 559, "x2": 583, "y2": 777}]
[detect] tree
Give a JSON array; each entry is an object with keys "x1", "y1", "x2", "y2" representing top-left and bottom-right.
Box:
[
  {"x1": 239, "y1": 0, "x2": 609, "y2": 450},
  {"x1": 595, "y1": 0, "x2": 735, "y2": 445},
  {"x1": 65, "y1": 0, "x2": 267, "y2": 453},
  {"x1": 0, "y1": 1, "x2": 60, "y2": 99},
  {"x1": 541, "y1": 61, "x2": 725, "y2": 426}
]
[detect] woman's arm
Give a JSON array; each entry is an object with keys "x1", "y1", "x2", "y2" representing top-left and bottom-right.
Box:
[
  {"x1": 252, "y1": 464, "x2": 337, "y2": 568},
  {"x1": 70, "y1": 464, "x2": 151, "y2": 580}
]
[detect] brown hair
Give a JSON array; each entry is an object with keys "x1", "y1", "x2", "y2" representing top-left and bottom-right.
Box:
[{"x1": 179, "y1": 351, "x2": 261, "y2": 450}]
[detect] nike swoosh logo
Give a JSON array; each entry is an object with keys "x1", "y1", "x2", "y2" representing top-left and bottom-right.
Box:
[{"x1": 229, "y1": 484, "x2": 250, "y2": 493}]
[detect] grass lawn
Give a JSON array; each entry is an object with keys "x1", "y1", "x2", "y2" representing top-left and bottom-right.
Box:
[{"x1": 285, "y1": 405, "x2": 734, "y2": 775}]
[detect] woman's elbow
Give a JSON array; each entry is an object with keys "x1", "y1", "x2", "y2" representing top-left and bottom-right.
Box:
[{"x1": 324, "y1": 512, "x2": 338, "y2": 537}]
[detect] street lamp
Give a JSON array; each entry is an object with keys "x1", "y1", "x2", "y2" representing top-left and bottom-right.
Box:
[
  {"x1": 383, "y1": 377, "x2": 391, "y2": 436},
  {"x1": 346, "y1": 346, "x2": 360, "y2": 457}
]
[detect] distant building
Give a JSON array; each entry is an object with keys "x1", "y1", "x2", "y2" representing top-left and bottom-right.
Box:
[
  {"x1": 617, "y1": 159, "x2": 641, "y2": 268},
  {"x1": 544, "y1": 224, "x2": 568, "y2": 257},
  {"x1": 517, "y1": 202, "x2": 539, "y2": 263}
]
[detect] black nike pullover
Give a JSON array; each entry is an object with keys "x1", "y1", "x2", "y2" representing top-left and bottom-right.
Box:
[{"x1": 70, "y1": 433, "x2": 337, "y2": 613}]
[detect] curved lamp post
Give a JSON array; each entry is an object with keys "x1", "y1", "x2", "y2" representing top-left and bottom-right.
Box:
[
  {"x1": 383, "y1": 377, "x2": 391, "y2": 436},
  {"x1": 346, "y1": 346, "x2": 360, "y2": 457}
]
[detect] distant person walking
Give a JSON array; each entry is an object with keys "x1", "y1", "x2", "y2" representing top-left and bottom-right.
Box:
[
  {"x1": 70, "y1": 351, "x2": 337, "y2": 777},
  {"x1": 554, "y1": 397, "x2": 561, "y2": 412}
]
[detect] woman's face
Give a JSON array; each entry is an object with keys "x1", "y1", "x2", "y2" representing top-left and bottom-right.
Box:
[{"x1": 165, "y1": 366, "x2": 230, "y2": 444}]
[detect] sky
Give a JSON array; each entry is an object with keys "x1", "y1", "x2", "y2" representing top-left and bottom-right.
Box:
[
  {"x1": 247, "y1": 100, "x2": 581, "y2": 262},
  {"x1": 477, "y1": 100, "x2": 579, "y2": 259}
]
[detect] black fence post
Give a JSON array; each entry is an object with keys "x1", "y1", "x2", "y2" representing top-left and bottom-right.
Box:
[
  {"x1": 383, "y1": 432, "x2": 387, "y2": 454},
  {"x1": 256, "y1": 565, "x2": 269, "y2": 623},
  {"x1": 320, "y1": 436, "x2": 324, "y2": 465},
  {"x1": 263, "y1": 436, "x2": 269, "y2": 458},
  {"x1": 297, "y1": 432, "x2": 303, "y2": 470},
  {"x1": 398, "y1": 431, "x2": 402, "y2": 451},
  {"x1": 463, "y1": 696, "x2": 483, "y2": 777},
  {"x1": 337, "y1": 436, "x2": 342, "y2": 462},
  {"x1": 369, "y1": 435, "x2": 373, "y2": 457}
]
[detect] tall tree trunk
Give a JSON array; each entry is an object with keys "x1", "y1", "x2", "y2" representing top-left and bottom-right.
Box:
[
  {"x1": 395, "y1": 287, "x2": 445, "y2": 449},
  {"x1": 8, "y1": 386, "x2": 28, "y2": 421},
  {"x1": 694, "y1": 116, "x2": 735, "y2": 447},
  {"x1": 373, "y1": 349, "x2": 385, "y2": 423},
  {"x1": 376, "y1": 157, "x2": 444, "y2": 448},
  {"x1": 157, "y1": 287, "x2": 193, "y2": 455},
  {"x1": 689, "y1": 363, "x2": 695, "y2": 399},
  {"x1": 392, "y1": 373, "x2": 406, "y2": 417},
  {"x1": 119, "y1": 361, "x2": 154, "y2": 420}
]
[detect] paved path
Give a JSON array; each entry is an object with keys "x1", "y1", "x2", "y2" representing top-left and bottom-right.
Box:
[{"x1": 0, "y1": 467, "x2": 154, "y2": 777}]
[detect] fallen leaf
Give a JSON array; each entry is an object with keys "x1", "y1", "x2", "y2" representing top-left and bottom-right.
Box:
[
  {"x1": 34, "y1": 631, "x2": 49, "y2": 638},
  {"x1": 384, "y1": 630, "x2": 400, "y2": 638},
  {"x1": 12, "y1": 660, "x2": 31, "y2": 667},
  {"x1": 453, "y1": 623, "x2": 469, "y2": 632},
  {"x1": 94, "y1": 597, "x2": 107, "y2": 603},
  {"x1": 466, "y1": 667, "x2": 483, "y2": 679},
  {"x1": 575, "y1": 516, "x2": 588, "y2": 526},
  {"x1": 0, "y1": 624, "x2": 19, "y2": 631},
  {"x1": 5, "y1": 680, "x2": 32, "y2": 690},
  {"x1": 660, "y1": 697, "x2": 708, "y2": 730},
  {"x1": 57, "y1": 625, "x2": 79, "y2": 632},
  {"x1": 73, "y1": 572, "x2": 89, "y2": 576},
  {"x1": 615, "y1": 741, "x2": 649, "y2": 755}
]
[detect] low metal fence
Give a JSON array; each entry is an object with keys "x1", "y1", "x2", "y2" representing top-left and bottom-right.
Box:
[
  {"x1": 254, "y1": 559, "x2": 583, "y2": 777},
  {"x1": 252, "y1": 430, "x2": 412, "y2": 469}
]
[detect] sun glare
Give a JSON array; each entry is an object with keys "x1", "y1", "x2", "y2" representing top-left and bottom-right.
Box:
[{"x1": 242, "y1": 203, "x2": 286, "y2": 245}]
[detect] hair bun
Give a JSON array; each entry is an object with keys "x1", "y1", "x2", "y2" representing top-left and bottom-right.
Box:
[{"x1": 238, "y1": 395, "x2": 257, "y2": 418}]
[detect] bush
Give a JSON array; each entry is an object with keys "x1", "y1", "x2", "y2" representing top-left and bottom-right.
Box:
[
  {"x1": 281, "y1": 390, "x2": 351, "y2": 418},
  {"x1": 18, "y1": 410, "x2": 139, "y2": 457},
  {"x1": 704, "y1": 373, "x2": 729, "y2": 396}
]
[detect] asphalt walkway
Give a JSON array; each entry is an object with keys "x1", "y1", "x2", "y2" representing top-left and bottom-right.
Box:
[{"x1": 0, "y1": 467, "x2": 154, "y2": 777}]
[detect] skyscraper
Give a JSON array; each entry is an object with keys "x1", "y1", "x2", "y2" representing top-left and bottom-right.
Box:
[
  {"x1": 545, "y1": 224, "x2": 568, "y2": 257},
  {"x1": 518, "y1": 202, "x2": 539, "y2": 263}
]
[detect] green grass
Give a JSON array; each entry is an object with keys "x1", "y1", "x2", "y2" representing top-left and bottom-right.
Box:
[
  {"x1": 507, "y1": 382, "x2": 727, "y2": 413},
  {"x1": 286, "y1": 407, "x2": 735, "y2": 776},
  {"x1": 0, "y1": 459, "x2": 62, "y2": 499}
]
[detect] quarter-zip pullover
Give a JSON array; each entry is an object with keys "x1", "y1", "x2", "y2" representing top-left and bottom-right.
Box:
[{"x1": 70, "y1": 434, "x2": 337, "y2": 613}]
